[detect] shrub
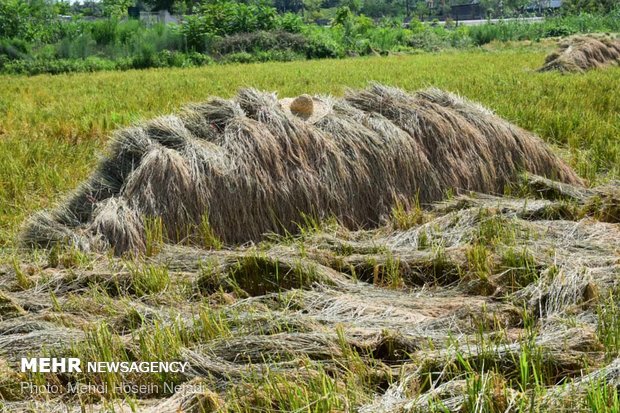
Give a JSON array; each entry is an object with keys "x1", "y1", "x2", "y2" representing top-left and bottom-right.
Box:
[
  {"x1": 116, "y1": 19, "x2": 143, "y2": 45},
  {"x1": 0, "y1": 38, "x2": 29, "y2": 60},
  {"x1": 543, "y1": 25, "x2": 575, "y2": 37},
  {"x1": 221, "y1": 51, "x2": 255, "y2": 64},
  {"x1": 75, "y1": 32, "x2": 99, "y2": 58},
  {"x1": 130, "y1": 43, "x2": 158, "y2": 69},
  {"x1": 304, "y1": 28, "x2": 345, "y2": 59},
  {"x1": 368, "y1": 27, "x2": 408, "y2": 52},
  {"x1": 468, "y1": 24, "x2": 500, "y2": 46},
  {"x1": 179, "y1": 15, "x2": 214, "y2": 53},
  {"x1": 152, "y1": 49, "x2": 187, "y2": 68},
  {"x1": 132, "y1": 23, "x2": 184, "y2": 53},
  {"x1": 408, "y1": 29, "x2": 451, "y2": 51},
  {"x1": 212, "y1": 31, "x2": 307, "y2": 55},
  {"x1": 90, "y1": 18, "x2": 119, "y2": 46},
  {"x1": 1, "y1": 56, "x2": 118, "y2": 75},
  {"x1": 256, "y1": 49, "x2": 304, "y2": 62},
  {"x1": 195, "y1": 0, "x2": 279, "y2": 37},
  {"x1": 354, "y1": 38, "x2": 375, "y2": 55},
  {"x1": 147, "y1": 50, "x2": 214, "y2": 68},
  {"x1": 562, "y1": 0, "x2": 618, "y2": 15},
  {"x1": 449, "y1": 25, "x2": 472, "y2": 48},
  {"x1": 0, "y1": 0, "x2": 35, "y2": 39},
  {"x1": 186, "y1": 51, "x2": 214, "y2": 66},
  {"x1": 276, "y1": 12, "x2": 304, "y2": 33},
  {"x1": 3, "y1": 9, "x2": 620, "y2": 76}
]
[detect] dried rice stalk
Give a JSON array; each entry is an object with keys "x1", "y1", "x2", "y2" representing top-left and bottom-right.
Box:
[
  {"x1": 21, "y1": 85, "x2": 582, "y2": 254},
  {"x1": 539, "y1": 35, "x2": 620, "y2": 73}
]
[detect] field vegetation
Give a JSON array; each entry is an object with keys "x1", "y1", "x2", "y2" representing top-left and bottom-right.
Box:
[
  {"x1": 1, "y1": 47, "x2": 619, "y2": 248},
  {"x1": 539, "y1": 34, "x2": 620, "y2": 73},
  {"x1": 1, "y1": 0, "x2": 619, "y2": 75},
  {"x1": 0, "y1": 39, "x2": 619, "y2": 412}
]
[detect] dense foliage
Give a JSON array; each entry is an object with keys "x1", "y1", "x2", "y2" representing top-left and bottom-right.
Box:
[{"x1": 0, "y1": 0, "x2": 619, "y2": 75}]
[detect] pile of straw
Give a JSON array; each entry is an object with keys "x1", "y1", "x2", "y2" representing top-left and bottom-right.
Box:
[
  {"x1": 539, "y1": 35, "x2": 620, "y2": 73},
  {"x1": 4, "y1": 178, "x2": 620, "y2": 412},
  {"x1": 22, "y1": 84, "x2": 582, "y2": 254}
]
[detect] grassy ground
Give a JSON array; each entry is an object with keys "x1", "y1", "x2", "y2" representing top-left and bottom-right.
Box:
[{"x1": 1, "y1": 46, "x2": 619, "y2": 248}]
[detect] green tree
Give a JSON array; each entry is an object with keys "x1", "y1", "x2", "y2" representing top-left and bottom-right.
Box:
[
  {"x1": 505, "y1": 0, "x2": 530, "y2": 14},
  {"x1": 361, "y1": 0, "x2": 400, "y2": 17},
  {"x1": 72, "y1": 0, "x2": 104, "y2": 17},
  {"x1": 0, "y1": 0, "x2": 56, "y2": 40},
  {"x1": 340, "y1": 0, "x2": 361, "y2": 14},
  {"x1": 54, "y1": 0, "x2": 71, "y2": 15},
  {"x1": 332, "y1": 5, "x2": 353, "y2": 25},
  {"x1": 479, "y1": 0, "x2": 500, "y2": 17},
  {"x1": 302, "y1": 0, "x2": 323, "y2": 20},
  {"x1": 0, "y1": 0, "x2": 30, "y2": 38},
  {"x1": 403, "y1": 0, "x2": 414, "y2": 16},
  {"x1": 192, "y1": 0, "x2": 278, "y2": 36},
  {"x1": 414, "y1": 1, "x2": 429, "y2": 19},
  {"x1": 562, "y1": 0, "x2": 618, "y2": 14},
  {"x1": 273, "y1": 0, "x2": 304, "y2": 12},
  {"x1": 102, "y1": 0, "x2": 133, "y2": 18},
  {"x1": 172, "y1": 0, "x2": 188, "y2": 14}
]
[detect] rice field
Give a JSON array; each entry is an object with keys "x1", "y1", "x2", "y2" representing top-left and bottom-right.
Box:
[
  {"x1": 1, "y1": 47, "x2": 619, "y2": 248},
  {"x1": 1, "y1": 45, "x2": 620, "y2": 413}
]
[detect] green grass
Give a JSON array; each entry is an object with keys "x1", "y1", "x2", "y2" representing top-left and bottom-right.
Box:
[
  {"x1": 0, "y1": 48, "x2": 619, "y2": 248},
  {"x1": 597, "y1": 291, "x2": 620, "y2": 360}
]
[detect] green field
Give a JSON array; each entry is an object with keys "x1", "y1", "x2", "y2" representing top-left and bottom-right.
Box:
[
  {"x1": 1, "y1": 46, "x2": 620, "y2": 412},
  {"x1": 1, "y1": 47, "x2": 619, "y2": 248}
]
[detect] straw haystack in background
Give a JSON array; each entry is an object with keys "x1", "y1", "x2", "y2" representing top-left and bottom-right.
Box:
[
  {"x1": 22, "y1": 84, "x2": 582, "y2": 254},
  {"x1": 539, "y1": 34, "x2": 620, "y2": 73}
]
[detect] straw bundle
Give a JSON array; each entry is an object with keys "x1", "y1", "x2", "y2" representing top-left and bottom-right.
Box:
[
  {"x1": 22, "y1": 84, "x2": 582, "y2": 254},
  {"x1": 539, "y1": 35, "x2": 620, "y2": 73}
]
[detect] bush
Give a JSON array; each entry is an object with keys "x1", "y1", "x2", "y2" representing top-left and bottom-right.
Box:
[
  {"x1": 145, "y1": 50, "x2": 213, "y2": 68},
  {"x1": 543, "y1": 25, "x2": 575, "y2": 37},
  {"x1": 276, "y1": 12, "x2": 304, "y2": 33},
  {"x1": 57, "y1": 32, "x2": 97, "y2": 59},
  {"x1": 126, "y1": 23, "x2": 184, "y2": 55},
  {"x1": 367, "y1": 27, "x2": 408, "y2": 52},
  {"x1": 186, "y1": 51, "x2": 214, "y2": 66},
  {"x1": 179, "y1": 15, "x2": 214, "y2": 53},
  {"x1": 195, "y1": 0, "x2": 279, "y2": 37},
  {"x1": 0, "y1": 51, "x2": 214, "y2": 75},
  {"x1": 90, "y1": 18, "x2": 118, "y2": 46},
  {"x1": 0, "y1": 38, "x2": 29, "y2": 60},
  {"x1": 116, "y1": 20, "x2": 143, "y2": 45},
  {"x1": 212, "y1": 31, "x2": 307, "y2": 55},
  {"x1": 221, "y1": 51, "x2": 255, "y2": 64},
  {"x1": 220, "y1": 49, "x2": 303, "y2": 64},
  {"x1": 151, "y1": 49, "x2": 187, "y2": 68},
  {"x1": 468, "y1": 24, "x2": 501, "y2": 46},
  {"x1": 562, "y1": 0, "x2": 618, "y2": 15},
  {"x1": 408, "y1": 29, "x2": 451, "y2": 51},
  {"x1": 448, "y1": 26, "x2": 472, "y2": 48},
  {"x1": 0, "y1": 0, "x2": 30, "y2": 39},
  {"x1": 1, "y1": 56, "x2": 118, "y2": 75},
  {"x1": 2, "y1": 8, "x2": 620, "y2": 76},
  {"x1": 130, "y1": 43, "x2": 157, "y2": 69},
  {"x1": 304, "y1": 28, "x2": 344, "y2": 59}
]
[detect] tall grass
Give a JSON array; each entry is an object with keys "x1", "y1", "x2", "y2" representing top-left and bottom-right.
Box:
[{"x1": 468, "y1": 11, "x2": 620, "y2": 45}]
